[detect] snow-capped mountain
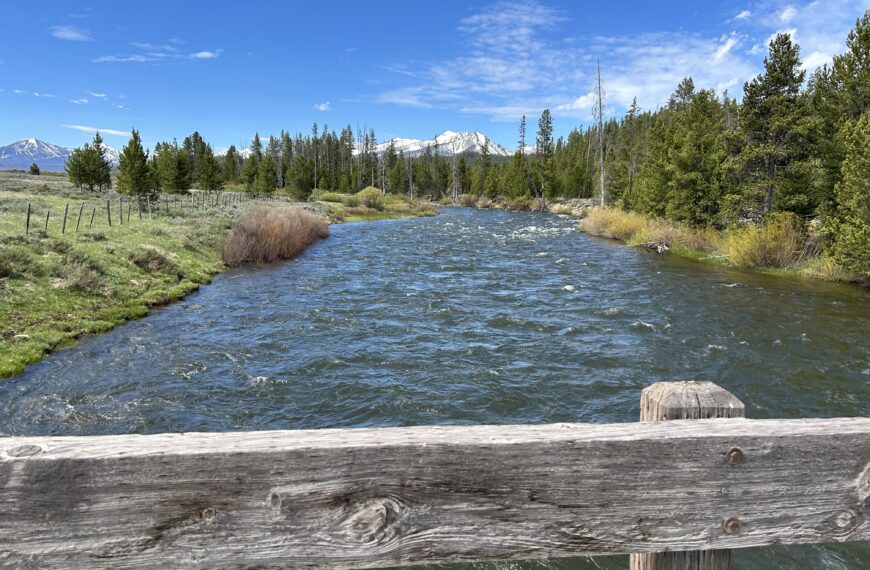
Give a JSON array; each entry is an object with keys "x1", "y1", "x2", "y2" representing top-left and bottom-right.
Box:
[
  {"x1": 0, "y1": 138, "x2": 120, "y2": 172},
  {"x1": 368, "y1": 130, "x2": 511, "y2": 158}
]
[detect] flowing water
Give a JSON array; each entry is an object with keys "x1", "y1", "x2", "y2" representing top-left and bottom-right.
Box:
[{"x1": 2, "y1": 207, "x2": 869, "y2": 569}]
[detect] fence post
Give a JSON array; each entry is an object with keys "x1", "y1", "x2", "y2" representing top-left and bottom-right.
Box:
[
  {"x1": 106, "y1": 200, "x2": 112, "y2": 226},
  {"x1": 89, "y1": 206, "x2": 96, "y2": 228},
  {"x1": 75, "y1": 203, "x2": 84, "y2": 233},
  {"x1": 61, "y1": 204, "x2": 69, "y2": 235},
  {"x1": 44, "y1": 209, "x2": 50, "y2": 232},
  {"x1": 118, "y1": 198, "x2": 123, "y2": 225},
  {"x1": 24, "y1": 203, "x2": 31, "y2": 236},
  {"x1": 630, "y1": 380, "x2": 745, "y2": 570}
]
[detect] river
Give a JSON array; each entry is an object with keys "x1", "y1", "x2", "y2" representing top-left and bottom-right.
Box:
[{"x1": 2, "y1": 206, "x2": 868, "y2": 569}]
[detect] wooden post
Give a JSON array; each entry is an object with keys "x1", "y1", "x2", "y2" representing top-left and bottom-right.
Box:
[
  {"x1": 89, "y1": 206, "x2": 96, "y2": 228},
  {"x1": 24, "y1": 203, "x2": 31, "y2": 236},
  {"x1": 137, "y1": 200, "x2": 142, "y2": 221},
  {"x1": 106, "y1": 200, "x2": 112, "y2": 226},
  {"x1": 75, "y1": 203, "x2": 84, "y2": 233},
  {"x1": 61, "y1": 204, "x2": 69, "y2": 234},
  {"x1": 44, "y1": 209, "x2": 50, "y2": 232},
  {"x1": 630, "y1": 380, "x2": 745, "y2": 570},
  {"x1": 128, "y1": 200, "x2": 132, "y2": 221},
  {"x1": 118, "y1": 198, "x2": 123, "y2": 225}
]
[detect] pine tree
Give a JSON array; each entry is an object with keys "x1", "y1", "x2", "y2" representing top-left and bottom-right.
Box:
[
  {"x1": 117, "y1": 129, "x2": 153, "y2": 200},
  {"x1": 65, "y1": 132, "x2": 112, "y2": 192},
  {"x1": 824, "y1": 114, "x2": 870, "y2": 277},
  {"x1": 155, "y1": 140, "x2": 190, "y2": 193},
  {"x1": 29, "y1": 163, "x2": 40, "y2": 175},
  {"x1": 536, "y1": 109, "x2": 554, "y2": 201},
  {"x1": 387, "y1": 152, "x2": 408, "y2": 195},
  {"x1": 731, "y1": 33, "x2": 811, "y2": 215},
  {"x1": 198, "y1": 144, "x2": 224, "y2": 192},
  {"x1": 243, "y1": 154, "x2": 258, "y2": 191},
  {"x1": 223, "y1": 146, "x2": 240, "y2": 183},
  {"x1": 665, "y1": 90, "x2": 726, "y2": 225},
  {"x1": 472, "y1": 141, "x2": 491, "y2": 196},
  {"x1": 250, "y1": 133, "x2": 263, "y2": 163},
  {"x1": 810, "y1": 11, "x2": 870, "y2": 212},
  {"x1": 255, "y1": 154, "x2": 278, "y2": 194},
  {"x1": 90, "y1": 131, "x2": 113, "y2": 191}
]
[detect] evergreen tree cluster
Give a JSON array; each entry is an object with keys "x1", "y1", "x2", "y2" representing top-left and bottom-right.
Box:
[{"x1": 65, "y1": 131, "x2": 112, "y2": 192}]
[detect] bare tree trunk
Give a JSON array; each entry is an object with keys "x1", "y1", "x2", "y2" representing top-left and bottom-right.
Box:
[{"x1": 596, "y1": 61, "x2": 606, "y2": 208}]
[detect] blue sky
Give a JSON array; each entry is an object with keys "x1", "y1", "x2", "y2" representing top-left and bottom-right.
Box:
[{"x1": 1, "y1": 0, "x2": 866, "y2": 151}]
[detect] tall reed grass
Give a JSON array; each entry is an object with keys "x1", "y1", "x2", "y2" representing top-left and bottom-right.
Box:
[
  {"x1": 578, "y1": 207, "x2": 851, "y2": 278},
  {"x1": 221, "y1": 206, "x2": 329, "y2": 266}
]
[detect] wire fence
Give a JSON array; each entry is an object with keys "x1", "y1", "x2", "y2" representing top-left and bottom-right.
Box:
[{"x1": 14, "y1": 191, "x2": 289, "y2": 237}]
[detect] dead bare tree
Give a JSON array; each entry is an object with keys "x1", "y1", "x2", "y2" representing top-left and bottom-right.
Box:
[{"x1": 595, "y1": 60, "x2": 606, "y2": 208}]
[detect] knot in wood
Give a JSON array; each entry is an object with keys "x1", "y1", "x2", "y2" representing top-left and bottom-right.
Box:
[
  {"x1": 338, "y1": 495, "x2": 407, "y2": 546},
  {"x1": 834, "y1": 510, "x2": 858, "y2": 531},
  {"x1": 5, "y1": 444, "x2": 43, "y2": 457}
]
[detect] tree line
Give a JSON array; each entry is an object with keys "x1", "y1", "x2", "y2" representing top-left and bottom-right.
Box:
[{"x1": 68, "y1": 11, "x2": 868, "y2": 275}]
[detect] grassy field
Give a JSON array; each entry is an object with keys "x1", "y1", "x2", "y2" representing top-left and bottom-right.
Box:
[{"x1": 0, "y1": 172, "x2": 438, "y2": 378}]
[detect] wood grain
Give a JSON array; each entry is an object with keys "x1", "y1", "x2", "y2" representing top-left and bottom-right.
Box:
[{"x1": 1, "y1": 418, "x2": 869, "y2": 569}]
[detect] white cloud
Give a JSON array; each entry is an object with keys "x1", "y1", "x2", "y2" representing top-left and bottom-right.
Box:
[
  {"x1": 189, "y1": 50, "x2": 220, "y2": 59},
  {"x1": 555, "y1": 93, "x2": 595, "y2": 112},
  {"x1": 62, "y1": 124, "x2": 129, "y2": 137},
  {"x1": 713, "y1": 34, "x2": 739, "y2": 62},
  {"x1": 88, "y1": 92, "x2": 107, "y2": 98},
  {"x1": 51, "y1": 25, "x2": 93, "y2": 42},
  {"x1": 33, "y1": 92, "x2": 56, "y2": 98},
  {"x1": 13, "y1": 89, "x2": 23, "y2": 94},
  {"x1": 69, "y1": 98, "x2": 89, "y2": 104},
  {"x1": 313, "y1": 101, "x2": 332, "y2": 111},
  {"x1": 95, "y1": 42, "x2": 222, "y2": 63},
  {"x1": 93, "y1": 54, "x2": 149, "y2": 63},
  {"x1": 376, "y1": 0, "x2": 864, "y2": 123}
]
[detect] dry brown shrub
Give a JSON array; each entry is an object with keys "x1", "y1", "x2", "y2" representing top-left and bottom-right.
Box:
[
  {"x1": 221, "y1": 206, "x2": 329, "y2": 266},
  {"x1": 723, "y1": 213, "x2": 814, "y2": 269},
  {"x1": 579, "y1": 207, "x2": 647, "y2": 241}
]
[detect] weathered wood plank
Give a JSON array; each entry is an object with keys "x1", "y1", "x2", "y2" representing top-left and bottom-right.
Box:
[
  {"x1": 632, "y1": 381, "x2": 745, "y2": 570},
  {"x1": 1, "y1": 418, "x2": 869, "y2": 569}
]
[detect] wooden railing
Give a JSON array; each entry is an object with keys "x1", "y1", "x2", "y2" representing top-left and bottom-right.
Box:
[{"x1": 1, "y1": 381, "x2": 868, "y2": 569}]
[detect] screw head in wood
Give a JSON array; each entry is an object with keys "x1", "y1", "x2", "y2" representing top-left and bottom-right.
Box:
[
  {"x1": 725, "y1": 447, "x2": 744, "y2": 465},
  {"x1": 723, "y1": 516, "x2": 741, "y2": 534}
]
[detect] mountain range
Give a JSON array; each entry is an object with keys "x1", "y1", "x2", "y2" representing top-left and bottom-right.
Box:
[
  {"x1": 370, "y1": 130, "x2": 511, "y2": 158},
  {"x1": 0, "y1": 138, "x2": 120, "y2": 172},
  {"x1": 3, "y1": 131, "x2": 515, "y2": 172}
]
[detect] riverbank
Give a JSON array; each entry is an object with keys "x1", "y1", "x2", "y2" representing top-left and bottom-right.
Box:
[
  {"x1": 0, "y1": 174, "x2": 437, "y2": 378},
  {"x1": 313, "y1": 187, "x2": 439, "y2": 222},
  {"x1": 577, "y1": 207, "x2": 864, "y2": 285}
]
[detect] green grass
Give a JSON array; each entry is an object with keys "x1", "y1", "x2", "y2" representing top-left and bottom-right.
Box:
[
  {"x1": 0, "y1": 172, "x2": 302, "y2": 378},
  {"x1": 316, "y1": 190, "x2": 438, "y2": 222},
  {"x1": 0, "y1": 173, "x2": 438, "y2": 378}
]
